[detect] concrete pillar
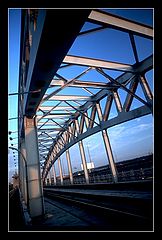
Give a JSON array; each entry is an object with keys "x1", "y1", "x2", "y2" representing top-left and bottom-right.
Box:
[
  {"x1": 24, "y1": 116, "x2": 44, "y2": 218},
  {"x1": 58, "y1": 157, "x2": 63, "y2": 185},
  {"x1": 102, "y1": 129, "x2": 118, "y2": 183},
  {"x1": 52, "y1": 164, "x2": 57, "y2": 185},
  {"x1": 78, "y1": 140, "x2": 89, "y2": 184},
  {"x1": 66, "y1": 149, "x2": 73, "y2": 184}
]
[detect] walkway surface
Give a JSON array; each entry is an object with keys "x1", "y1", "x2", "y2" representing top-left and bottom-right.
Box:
[{"x1": 9, "y1": 188, "x2": 26, "y2": 231}]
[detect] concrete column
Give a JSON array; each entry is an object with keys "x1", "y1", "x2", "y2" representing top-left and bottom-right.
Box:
[
  {"x1": 52, "y1": 164, "x2": 57, "y2": 185},
  {"x1": 58, "y1": 157, "x2": 63, "y2": 185},
  {"x1": 102, "y1": 129, "x2": 118, "y2": 183},
  {"x1": 78, "y1": 140, "x2": 89, "y2": 184},
  {"x1": 66, "y1": 149, "x2": 73, "y2": 184},
  {"x1": 24, "y1": 116, "x2": 44, "y2": 218}
]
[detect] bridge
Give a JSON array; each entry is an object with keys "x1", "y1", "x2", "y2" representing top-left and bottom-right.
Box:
[{"x1": 9, "y1": 9, "x2": 153, "y2": 231}]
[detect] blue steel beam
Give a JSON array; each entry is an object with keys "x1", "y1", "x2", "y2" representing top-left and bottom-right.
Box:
[{"x1": 20, "y1": 9, "x2": 91, "y2": 119}]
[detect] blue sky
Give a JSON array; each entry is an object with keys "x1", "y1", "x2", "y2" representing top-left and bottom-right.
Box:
[
  {"x1": 8, "y1": 9, "x2": 21, "y2": 180},
  {"x1": 8, "y1": 9, "x2": 153, "y2": 180}
]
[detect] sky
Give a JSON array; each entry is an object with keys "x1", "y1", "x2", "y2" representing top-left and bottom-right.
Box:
[
  {"x1": 8, "y1": 9, "x2": 21, "y2": 181},
  {"x1": 8, "y1": 8, "x2": 153, "y2": 181}
]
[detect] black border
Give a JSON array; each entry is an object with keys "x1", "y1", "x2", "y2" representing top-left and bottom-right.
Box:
[{"x1": 1, "y1": 0, "x2": 161, "y2": 236}]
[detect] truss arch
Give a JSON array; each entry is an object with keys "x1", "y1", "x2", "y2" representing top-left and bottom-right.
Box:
[
  {"x1": 42, "y1": 55, "x2": 153, "y2": 181},
  {"x1": 18, "y1": 9, "x2": 153, "y2": 191}
]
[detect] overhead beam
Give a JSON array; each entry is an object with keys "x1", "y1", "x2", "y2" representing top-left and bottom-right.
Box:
[
  {"x1": 37, "y1": 122, "x2": 61, "y2": 125},
  {"x1": 50, "y1": 79, "x2": 116, "y2": 89},
  {"x1": 39, "y1": 106, "x2": 78, "y2": 111},
  {"x1": 63, "y1": 55, "x2": 133, "y2": 72},
  {"x1": 88, "y1": 10, "x2": 153, "y2": 39},
  {"x1": 54, "y1": 54, "x2": 153, "y2": 145},
  {"x1": 37, "y1": 115, "x2": 70, "y2": 119},
  {"x1": 21, "y1": 9, "x2": 91, "y2": 118},
  {"x1": 43, "y1": 94, "x2": 92, "y2": 101},
  {"x1": 38, "y1": 128, "x2": 63, "y2": 131},
  {"x1": 66, "y1": 54, "x2": 153, "y2": 120},
  {"x1": 37, "y1": 112, "x2": 72, "y2": 116}
]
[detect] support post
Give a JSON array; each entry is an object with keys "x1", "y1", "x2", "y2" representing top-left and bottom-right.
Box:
[
  {"x1": 45, "y1": 178, "x2": 47, "y2": 186},
  {"x1": 20, "y1": 139, "x2": 28, "y2": 205},
  {"x1": 66, "y1": 149, "x2": 73, "y2": 184},
  {"x1": 19, "y1": 144, "x2": 24, "y2": 198},
  {"x1": 102, "y1": 129, "x2": 118, "y2": 183},
  {"x1": 24, "y1": 116, "x2": 44, "y2": 218},
  {"x1": 48, "y1": 170, "x2": 51, "y2": 185},
  {"x1": 52, "y1": 164, "x2": 57, "y2": 185},
  {"x1": 78, "y1": 141, "x2": 89, "y2": 184},
  {"x1": 58, "y1": 157, "x2": 63, "y2": 185}
]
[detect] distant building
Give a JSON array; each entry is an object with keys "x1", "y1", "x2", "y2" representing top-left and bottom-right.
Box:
[{"x1": 81, "y1": 162, "x2": 95, "y2": 170}]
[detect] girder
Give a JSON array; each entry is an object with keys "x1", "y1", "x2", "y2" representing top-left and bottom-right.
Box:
[
  {"x1": 43, "y1": 94, "x2": 92, "y2": 101},
  {"x1": 42, "y1": 56, "x2": 153, "y2": 179},
  {"x1": 19, "y1": 9, "x2": 91, "y2": 119},
  {"x1": 63, "y1": 55, "x2": 134, "y2": 72},
  {"x1": 43, "y1": 104, "x2": 151, "y2": 179},
  {"x1": 18, "y1": 9, "x2": 153, "y2": 187},
  {"x1": 88, "y1": 10, "x2": 153, "y2": 39},
  {"x1": 50, "y1": 79, "x2": 115, "y2": 89},
  {"x1": 42, "y1": 63, "x2": 153, "y2": 181}
]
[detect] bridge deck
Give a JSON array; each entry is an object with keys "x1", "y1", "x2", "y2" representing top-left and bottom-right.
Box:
[
  {"x1": 44, "y1": 186, "x2": 152, "y2": 200},
  {"x1": 9, "y1": 180, "x2": 153, "y2": 231}
]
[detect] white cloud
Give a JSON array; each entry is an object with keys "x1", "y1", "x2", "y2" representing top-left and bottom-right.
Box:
[
  {"x1": 124, "y1": 122, "x2": 153, "y2": 136},
  {"x1": 109, "y1": 122, "x2": 152, "y2": 140},
  {"x1": 108, "y1": 125, "x2": 126, "y2": 138}
]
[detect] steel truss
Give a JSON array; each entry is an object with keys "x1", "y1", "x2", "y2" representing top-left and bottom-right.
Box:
[
  {"x1": 18, "y1": 9, "x2": 153, "y2": 190},
  {"x1": 41, "y1": 55, "x2": 153, "y2": 181}
]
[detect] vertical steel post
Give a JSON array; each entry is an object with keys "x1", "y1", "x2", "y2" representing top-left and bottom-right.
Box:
[
  {"x1": 19, "y1": 143, "x2": 24, "y2": 198},
  {"x1": 75, "y1": 119, "x2": 89, "y2": 184},
  {"x1": 45, "y1": 178, "x2": 47, "y2": 186},
  {"x1": 48, "y1": 170, "x2": 51, "y2": 185},
  {"x1": 78, "y1": 140, "x2": 89, "y2": 184},
  {"x1": 20, "y1": 139, "x2": 28, "y2": 205},
  {"x1": 52, "y1": 164, "x2": 57, "y2": 185},
  {"x1": 102, "y1": 129, "x2": 118, "y2": 183},
  {"x1": 58, "y1": 157, "x2": 63, "y2": 185},
  {"x1": 113, "y1": 90, "x2": 122, "y2": 113},
  {"x1": 24, "y1": 116, "x2": 44, "y2": 218},
  {"x1": 139, "y1": 75, "x2": 153, "y2": 102},
  {"x1": 66, "y1": 149, "x2": 73, "y2": 184},
  {"x1": 96, "y1": 102, "x2": 118, "y2": 183}
]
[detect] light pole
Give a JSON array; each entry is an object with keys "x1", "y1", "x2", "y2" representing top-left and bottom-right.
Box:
[{"x1": 86, "y1": 143, "x2": 92, "y2": 164}]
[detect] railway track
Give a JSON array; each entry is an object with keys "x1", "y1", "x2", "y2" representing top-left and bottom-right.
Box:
[{"x1": 43, "y1": 184, "x2": 153, "y2": 231}]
